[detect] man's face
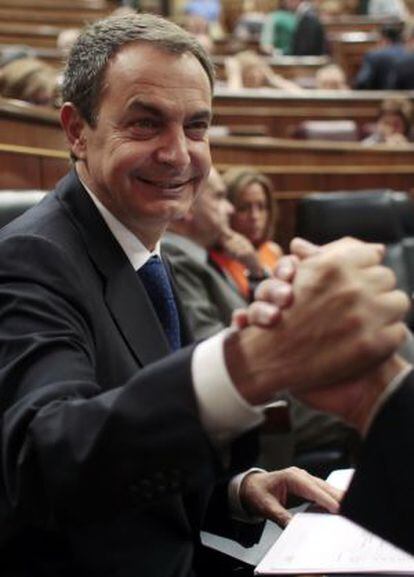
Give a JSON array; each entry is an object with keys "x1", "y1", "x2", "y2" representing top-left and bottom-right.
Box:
[
  {"x1": 192, "y1": 168, "x2": 234, "y2": 247},
  {"x1": 72, "y1": 43, "x2": 212, "y2": 247}
]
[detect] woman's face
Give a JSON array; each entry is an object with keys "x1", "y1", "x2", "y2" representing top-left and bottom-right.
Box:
[{"x1": 231, "y1": 181, "x2": 269, "y2": 245}]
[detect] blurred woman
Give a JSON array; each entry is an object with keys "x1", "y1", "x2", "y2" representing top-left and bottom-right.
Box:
[
  {"x1": 209, "y1": 168, "x2": 283, "y2": 300},
  {"x1": 225, "y1": 50, "x2": 303, "y2": 91},
  {"x1": 0, "y1": 57, "x2": 59, "y2": 106},
  {"x1": 362, "y1": 97, "x2": 412, "y2": 145},
  {"x1": 315, "y1": 64, "x2": 349, "y2": 90}
]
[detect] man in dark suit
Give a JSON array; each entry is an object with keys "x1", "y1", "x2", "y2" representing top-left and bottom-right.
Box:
[
  {"x1": 354, "y1": 23, "x2": 406, "y2": 90},
  {"x1": 290, "y1": 0, "x2": 327, "y2": 56},
  {"x1": 0, "y1": 12, "x2": 410, "y2": 577},
  {"x1": 163, "y1": 166, "x2": 247, "y2": 340},
  {"x1": 388, "y1": 25, "x2": 414, "y2": 90},
  {"x1": 280, "y1": 238, "x2": 414, "y2": 555}
]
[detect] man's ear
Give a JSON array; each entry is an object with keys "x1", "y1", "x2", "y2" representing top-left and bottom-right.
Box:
[{"x1": 60, "y1": 102, "x2": 88, "y2": 159}]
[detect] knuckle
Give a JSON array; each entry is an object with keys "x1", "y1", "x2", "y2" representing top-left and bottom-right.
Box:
[
  {"x1": 357, "y1": 333, "x2": 383, "y2": 359},
  {"x1": 384, "y1": 266, "x2": 397, "y2": 289},
  {"x1": 286, "y1": 466, "x2": 302, "y2": 477}
]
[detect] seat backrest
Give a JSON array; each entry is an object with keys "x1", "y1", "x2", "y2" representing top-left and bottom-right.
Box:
[
  {"x1": 296, "y1": 190, "x2": 405, "y2": 244},
  {"x1": 0, "y1": 190, "x2": 47, "y2": 229},
  {"x1": 295, "y1": 189, "x2": 411, "y2": 296},
  {"x1": 390, "y1": 191, "x2": 414, "y2": 237}
]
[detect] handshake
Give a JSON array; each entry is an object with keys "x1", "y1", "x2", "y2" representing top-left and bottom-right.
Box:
[{"x1": 225, "y1": 236, "x2": 411, "y2": 434}]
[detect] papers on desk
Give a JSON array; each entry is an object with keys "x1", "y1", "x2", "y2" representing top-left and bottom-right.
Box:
[{"x1": 255, "y1": 511, "x2": 414, "y2": 575}]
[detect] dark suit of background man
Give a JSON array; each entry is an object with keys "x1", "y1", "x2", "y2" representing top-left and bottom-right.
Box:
[
  {"x1": 0, "y1": 13, "x2": 412, "y2": 577},
  {"x1": 388, "y1": 24, "x2": 414, "y2": 89},
  {"x1": 354, "y1": 22, "x2": 406, "y2": 90}
]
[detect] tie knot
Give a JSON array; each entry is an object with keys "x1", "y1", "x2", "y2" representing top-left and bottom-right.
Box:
[{"x1": 137, "y1": 255, "x2": 181, "y2": 351}]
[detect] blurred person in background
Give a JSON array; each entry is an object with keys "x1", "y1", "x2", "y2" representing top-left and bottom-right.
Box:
[
  {"x1": 387, "y1": 24, "x2": 414, "y2": 89},
  {"x1": 290, "y1": 0, "x2": 328, "y2": 56},
  {"x1": 367, "y1": 0, "x2": 409, "y2": 19},
  {"x1": 362, "y1": 97, "x2": 413, "y2": 145},
  {"x1": 210, "y1": 168, "x2": 283, "y2": 301},
  {"x1": 260, "y1": 0, "x2": 298, "y2": 55},
  {"x1": 175, "y1": 14, "x2": 214, "y2": 53},
  {"x1": 56, "y1": 28, "x2": 80, "y2": 56},
  {"x1": 225, "y1": 50, "x2": 303, "y2": 91},
  {"x1": 0, "y1": 57, "x2": 59, "y2": 106},
  {"x1": 315, "y1": 63, "x2": 349, "y2": 89},
  {"x1": 354, "y1": 22, "x2": 406, "y2": 90}
]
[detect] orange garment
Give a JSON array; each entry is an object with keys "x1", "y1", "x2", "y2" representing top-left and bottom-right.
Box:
[{"x1": 209, "y1": 241, "x2": 282, "y2": 300}]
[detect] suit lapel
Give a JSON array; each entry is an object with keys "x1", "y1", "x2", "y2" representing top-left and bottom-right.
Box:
[{"x1": 56, "y1": 170, "x2": 171, "y2": 365}]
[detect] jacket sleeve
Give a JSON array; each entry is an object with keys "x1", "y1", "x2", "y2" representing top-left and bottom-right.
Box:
[
  {"x1": 0, "y1": 234, "x2": 218, "y2": 527},
  {"x1": 341, "y1": 372, "x2": 414, "y2": 555}
]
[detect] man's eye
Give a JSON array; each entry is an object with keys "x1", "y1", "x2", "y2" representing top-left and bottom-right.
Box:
[
  {"x1": 131, "y1": 119, "x2": 159, "y2": 135},
  {"x1": 186, "y1": 121, "x2": 209, "y2": 138}
]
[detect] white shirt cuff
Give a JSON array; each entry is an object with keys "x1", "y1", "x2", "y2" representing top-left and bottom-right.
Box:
[
  {"x1": 192, "y1": 329, "x2": 264, "y2": 445},
  {"x1": 228, "y1": 468, "x2": 266, "y2": 523}
]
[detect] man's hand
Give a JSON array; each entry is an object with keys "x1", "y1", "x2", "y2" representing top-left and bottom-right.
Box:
[
  {"x1": 296, "y1": 353, "x2": 412, "y2": 433},
  {"x1": 221, "y1": 229, "x2": 264, "y2": 277},
  {"x1": 224, "y1": 236, "x2": 410, "y2": 405},
  {"x1": 231, "y1": 277, "x2": 294, "y2": 329},
  {"x1": 231, "y1": 254, "x2": 299, "y2": 328},
  {"x1": 239, "y1": 467, "x2": 343, "y2": 527}
]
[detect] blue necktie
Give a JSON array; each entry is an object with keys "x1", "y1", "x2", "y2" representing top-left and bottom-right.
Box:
[{"x1": 137, "y1": 255, "x2": 181, "y2": 351}]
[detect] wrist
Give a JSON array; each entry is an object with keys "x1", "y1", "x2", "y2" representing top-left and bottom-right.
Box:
[
  {"x1": 348, "y1": 355, "x2": 411, "y2": 434},
  {"x1": 223, "y1": 327, "x2": 283, "y2": 406}
]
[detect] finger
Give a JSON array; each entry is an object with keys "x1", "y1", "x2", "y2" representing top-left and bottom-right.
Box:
[
  {"x1": 313, "y1": 476, "x2": 344, "y2": 504},
  {"x1": 290, "y1": 237, "x2": 321, "y2": 259},
  {"x1": 254, "y1": 278, "x2": 293, "y2": 309},
  {"x1": 231, "y1": 308, "x2": 249, "y2": 330},
  {"x1": 288, "y1": 470, "x2": 341, "y2": 514},
  {"x1": 244, "y1": 302, "x2": 282, "y2": 327},
  {"x1": 258, "y1": 494, "x2": 293, "y2": 527},
  {"x1": 361, "y1": 265, "x2": 397, "y2": 293},
  {"x1": 376, "y1": 291, "x2": 411, "y2": 324},
  {"x1": 318, "y1": 240, "x2": 385, "y2": 270},
  {"x1": 375, "y1": 321, "x2": 410, "y2": 358},
  {"x1": 322, "y1": 237, "x2": 385, "y2": 259},
  {"x1": 273, "y1": 255, "x2": 299, "y2": 282}
]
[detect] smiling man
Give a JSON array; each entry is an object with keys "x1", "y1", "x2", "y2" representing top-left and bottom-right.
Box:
[
  {"x1": 0, "y1": 13, "x2": 410, "y2": 577},
  {"x1": 62, "y1": 42, "x2": 213, "y2": 248}
]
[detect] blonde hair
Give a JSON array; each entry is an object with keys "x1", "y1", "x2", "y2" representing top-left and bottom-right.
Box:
[
  {"x1": 222, "y1": 167, "x2": 278, "y2": 241},
  {"x1": 315, "y1": 64, "x2": 348, "y2": 90},
  {"x1": 0, "y1": 57, "x2": 58, "y2": 105}
]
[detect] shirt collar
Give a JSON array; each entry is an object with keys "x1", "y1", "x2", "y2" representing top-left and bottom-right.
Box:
[{"x1": 79, "y1": 175, "x2": 161, "y2": 271}]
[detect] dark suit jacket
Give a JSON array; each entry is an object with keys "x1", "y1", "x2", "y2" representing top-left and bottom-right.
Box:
[
  {"x1": 387, "y1": 52, "x2": 414, "y2": 90},
  {"x1": 0, "y1": 170, "x2": 250, "y2": 577},
  {"x1": 291, "y1": 8, "x2": 327, "y2": 56},
  {"x1": 353, "y1": 44, "x2": 406, "y2": 90},
  {"x1": 162, "y1": 233, "x2": 246, "y2": 340},
  {"x1": 341, "y1": 370, "x2": 414, "y2": 555}
]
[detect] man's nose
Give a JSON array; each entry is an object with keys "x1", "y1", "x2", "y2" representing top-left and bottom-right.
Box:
[{"x1": 155, "y1": 128, "x2": 190, "y2": 169}]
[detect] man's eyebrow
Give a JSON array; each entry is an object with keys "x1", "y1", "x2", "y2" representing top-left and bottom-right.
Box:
[
  {"x1": 125, "y1": 99, "x2": 212, "y2": 122},
  {"x1": 188, "y1": 110, "x2": 212, "y2": 123},
  {"x1": 125, "y1": 99, "x2": 162, "y2": 116}
]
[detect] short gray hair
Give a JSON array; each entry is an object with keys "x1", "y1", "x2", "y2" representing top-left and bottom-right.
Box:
[{"x1": 62, "y1": 12, "x2": 215, "y2": 126}]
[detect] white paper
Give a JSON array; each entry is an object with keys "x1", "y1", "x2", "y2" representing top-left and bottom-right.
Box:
[
  {"x1": 255, "y1": 512, "x2": 414, "y2": 575},
  {"x1": 326, "y1": 467, "x2": 354, "y2": 491}
]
